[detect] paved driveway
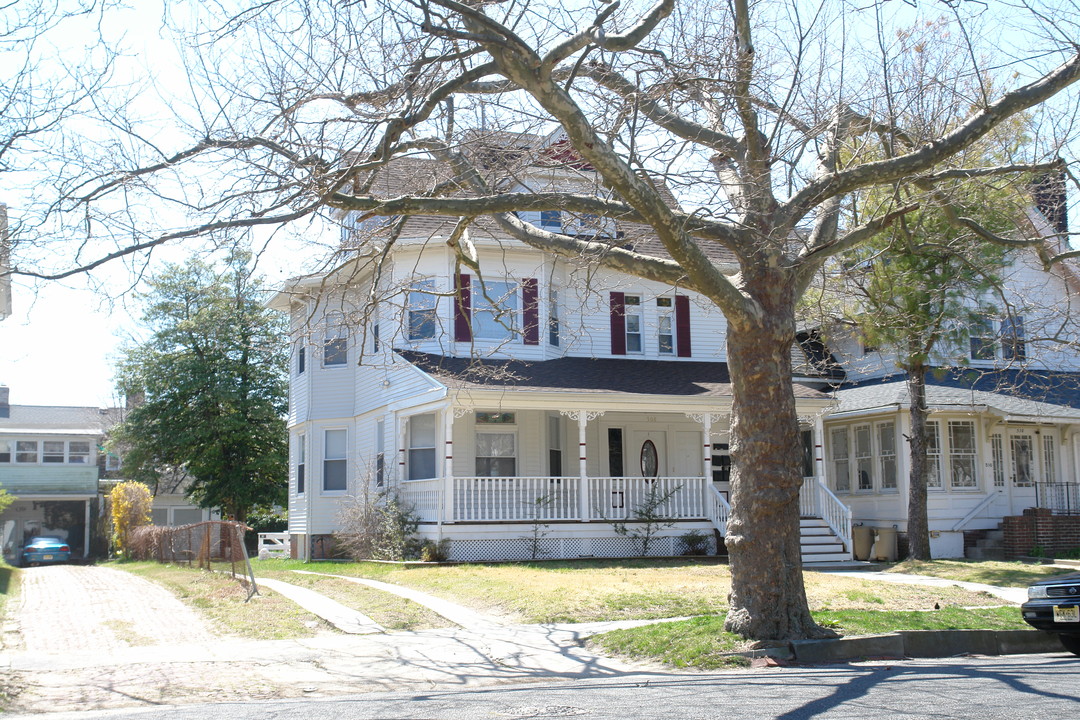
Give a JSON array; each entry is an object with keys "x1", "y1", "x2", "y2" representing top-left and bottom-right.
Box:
[{"x1": 0, "y1": 565, "x2": 646, "y2": 714}]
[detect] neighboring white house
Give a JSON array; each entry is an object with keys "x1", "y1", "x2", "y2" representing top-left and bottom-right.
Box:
[
  {"x1": 270, "y1": 133, "x2": 847, "y2": 563},
  {"x1": 817, "y1": 201, "x2": 1080, "y2": 558},
  {"x1": 0, "y1": 386, "x2": 218, "y2": 564}
]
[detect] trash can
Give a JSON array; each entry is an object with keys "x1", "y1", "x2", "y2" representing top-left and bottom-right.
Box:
[
  {"x1": 872, "y1": 526, "x2": 898, "y2": 562},
  {"x1": 853, "y1": 525, "x2": 874, "y2": 561}
]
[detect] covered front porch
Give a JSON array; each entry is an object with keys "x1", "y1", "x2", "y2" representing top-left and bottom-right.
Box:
[{"x1": 393, "y1": 401, "x2": 851, "y2": 562}]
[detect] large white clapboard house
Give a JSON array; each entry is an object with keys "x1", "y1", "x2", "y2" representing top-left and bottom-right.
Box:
[{"x1": 272, "y1": 132, "x2": 1080, "y2": 562}]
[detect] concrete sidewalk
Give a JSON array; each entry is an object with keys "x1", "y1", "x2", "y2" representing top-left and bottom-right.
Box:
[{"x1": 821, "y1": 570, "x2": 1029, "y2": 604}]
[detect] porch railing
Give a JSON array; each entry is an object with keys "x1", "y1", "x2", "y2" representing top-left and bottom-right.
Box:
[
  {"x1": 705, "y1": 484, "x2": 731, "y2": 535},
  {"x1": 798, "y1": 475, "x2": 852, "y2": 549},
  {"x1": 1037, "y1": 482, "x2": 1080, "y2": 515},
  {"x1": 403, "y1": 476, "x2": 709, "y2": 523}
]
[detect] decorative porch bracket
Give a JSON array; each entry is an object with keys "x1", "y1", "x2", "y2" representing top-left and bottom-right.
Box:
[{"x1": 560, "y1": 409, "x2": 605, "y2": 522}]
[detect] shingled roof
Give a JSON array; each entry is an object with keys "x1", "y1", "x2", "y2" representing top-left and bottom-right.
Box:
[
  {"x1": 396, "y1": 350, "x2": 828, "y2": 400},
  {"x1": 343, "y1": 144, "x2": 737, "y2": 266}
]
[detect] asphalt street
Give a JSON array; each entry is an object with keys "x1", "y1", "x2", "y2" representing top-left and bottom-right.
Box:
[{"x1": 10, "y1": 653, "x2": 1079, "y2": 720}]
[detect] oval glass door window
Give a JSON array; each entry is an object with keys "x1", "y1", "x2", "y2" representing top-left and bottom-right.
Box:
[{"x1": 640, "y1": 439, "x2": 659, "y2": 478}]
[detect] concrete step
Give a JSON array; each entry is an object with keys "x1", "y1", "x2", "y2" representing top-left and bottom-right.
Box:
[
  {"x1": 801, "y1": 549, "x2": 853, "y2": 563},
  {"x1": 967, "y1": 547, "x2": 1006, "y2": 561}
]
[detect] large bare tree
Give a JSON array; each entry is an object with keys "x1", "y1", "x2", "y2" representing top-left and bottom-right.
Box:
[{"x1": 9, "y1": 0, "x2": 1080, "y2": 640}]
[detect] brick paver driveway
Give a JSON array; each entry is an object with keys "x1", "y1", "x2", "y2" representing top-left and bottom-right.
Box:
[{"x1": 10, "y1": 565, "x2": 215, "y2": 653}]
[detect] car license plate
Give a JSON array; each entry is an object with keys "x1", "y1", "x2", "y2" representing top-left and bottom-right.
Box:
[
  {"x1": 1053, "y1": 606, "x2": 1080, "y2": 623},
  {"x1": 42, "y1": 554, "x2": 53, "y2": 560}
]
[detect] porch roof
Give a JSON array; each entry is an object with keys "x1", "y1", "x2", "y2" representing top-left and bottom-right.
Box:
[
  {"x1": 397, "y1": 351, "x2": 828, "y2": 400},
  {"x1": 829, "y1": 380, "x2": 1080, "y2": 422}
]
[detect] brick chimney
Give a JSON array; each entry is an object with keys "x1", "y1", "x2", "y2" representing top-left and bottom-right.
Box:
[
  {"x1": 1032, "y1": 166, "x2": 1069, "y2": 236},
  {"x1": 0, "y1": 385, "x2": 9, "y2": 419}
]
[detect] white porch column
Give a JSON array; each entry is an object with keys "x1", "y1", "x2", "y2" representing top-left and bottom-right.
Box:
[
  {"x1": 561, "y1": 410, "x2": 604, "y2": 522},
  {"x1": 397, "y1": 415, "x2": 408, "y2": 483},
  {"x1": 813, "y1": 413, "x2": 826, "y2": 482},
  {"x1": 685, "y1": 412, "x2": 721, "y2": 480},
  {"x1": 83, "y1": 498, "x2": 91, "y2": 559}
]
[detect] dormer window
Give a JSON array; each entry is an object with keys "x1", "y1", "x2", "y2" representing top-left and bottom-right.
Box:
[{"x1": 408, "y1": 281, "x2": 438, "y2": 340}]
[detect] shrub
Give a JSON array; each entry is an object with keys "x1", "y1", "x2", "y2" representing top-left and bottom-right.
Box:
[
  {"x1": 334, "y1": 488, "x2": 420, "y2": 561},
  {"x1": 110, "y1": 481, "x2": 153, "y2": 558}
]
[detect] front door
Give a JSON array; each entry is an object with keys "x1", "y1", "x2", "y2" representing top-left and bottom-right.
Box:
[
  {"x1": 1008, "y1": 431, "x2": 1039, "y2": 514},
  {"x1": 628, "y1": 430, "x2": 667, "y2": 478}
]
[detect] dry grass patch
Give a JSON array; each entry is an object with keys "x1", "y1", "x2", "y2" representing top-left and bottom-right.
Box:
[
  {"x1": 255, "y1": 558, "x2": 732, "y2": 624},
  {"x1": 803, "y1": 571, "x2": 1005, "y2": 611},
  {"x1": 885, "y1": 559, "x2": 1077, "y2": 587},
  {"x1": 115, "y1": 562, "x2": 329, "y2": 640}
]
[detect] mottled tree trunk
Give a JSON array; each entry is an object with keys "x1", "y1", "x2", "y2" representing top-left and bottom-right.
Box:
[
  {"x1": 906, "y1": 368, "x2": 932, "y2": 560},
  {"x1": 722, "y1": 270, "x2": 833, "y2": 641}
]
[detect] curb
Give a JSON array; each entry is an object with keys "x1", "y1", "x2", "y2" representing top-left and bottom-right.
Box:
[{"x1": 788, "y1": 629, "x2": 1064, "y2": 664}]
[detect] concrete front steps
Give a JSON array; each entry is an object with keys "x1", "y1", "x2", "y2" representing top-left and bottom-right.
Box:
[
  {"x1": 966, "y1": 527, "x2": 1006, "y2": 560},
  {"x1": 800, "y1": 517, "x2": 852, "y2": 564}
]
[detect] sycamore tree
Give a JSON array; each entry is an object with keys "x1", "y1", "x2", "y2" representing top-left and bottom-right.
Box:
[
  {"x1": 7, "y1": 0, "x2": 1080, "y2": 640},
  {"x1": 112, "y1": 256, "x2": 288, "y2": 523}
]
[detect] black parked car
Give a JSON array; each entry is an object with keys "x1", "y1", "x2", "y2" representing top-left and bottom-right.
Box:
[{"x1": 1021, "y1": 571, "x2": 1080, "y2": 656}]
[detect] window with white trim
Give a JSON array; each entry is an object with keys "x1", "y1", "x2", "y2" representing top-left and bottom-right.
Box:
[
  {"x1": 42, "y1": 440, "x2": 65, "y2": 463},
  {"x1": 323, "y1": 429, "x2": 347, "y2": 492},
  {"x1": 878, "y1": 422, "x2": 897, "y2": 490},
  {"x1": 969, "y1": 317, "x2": 996, "y2": 361},
  {"x1": 548, "y1": 289, "x2": 560, "y2": 347},
  {"x1": 376, "y1": 419, "x2": 386, "y2": 486},
  {"x1": 854, "y1": 425, "x2": 873, "y2": 491},
  {"x1": 408, "y1": 281, "x2": 438, "y2": 340},
  {"x1": 323, "y1": 314, "x2": 348, "y2": 367},
  {"x1": 296, "y1": 433, "x2": 306, "y2": 494},
  {"x1": 0, "y1": 439, "x2": 10, "y2": 463},
  {"x1": 657, "y1": 297, "x2": 674, "y2": 354},
  {"x1": 68, "y1": 441, "x2": 91, "y2": 464},
  {"x1": 475, "y1": 411, "x2": 516, "y2": 477},
  {"x1": 991, "y1": 433, "x2": 1005, "y2": 487},
  {"x1": 926, "y1": 421, "x2": 943, "y2": 488},
  {"x1": 624, "y1": 295, "x2": 642, "y2": 353},
  {"x1": 948, "y1": 421, "x2": 977, "y2": 488},
  {"x1": 1043, "y1": 434, "x2": 1057, "y2": 483},
  {"x1": 16, "y1": 440, "x2": 38, "y2": 463},
  {"x1": 548, "y1": 414, "x2": 563, "y2": 477},
  {"x1": 473, "y1": 280, "x2": 519, "y2": 341},
  {"x1": 830, "y1": 428, "x2": 850, "y2": 493},
  {"x1": 407, "y1": 414, "x2": 437, "y2": 481}
]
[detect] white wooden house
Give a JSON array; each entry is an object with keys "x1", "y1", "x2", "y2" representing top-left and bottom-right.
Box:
[
  {"x1": 818, "y1": 203, "x2": 1080, "y2": 558},
  {"x1": 271, "y1": 135, "x2": 850, "y2": 563}
]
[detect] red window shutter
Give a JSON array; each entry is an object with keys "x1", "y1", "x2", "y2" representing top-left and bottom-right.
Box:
[
  {"x1": 676, "y1": 294, "x2": 692, "y2": 357},
  {"x1": 454, "y1": 273, "x2": 472, "y2": 342},
  {"x1": 522, "y1": 278, "x2": 539, "y2": 345},
  {"x1": 610, "y1": 292, "x2": 626, "y2": 355}
]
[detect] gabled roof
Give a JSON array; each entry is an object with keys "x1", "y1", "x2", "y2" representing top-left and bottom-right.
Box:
[{"x1": 396, "y1": 350, "x2": 828, "y2": 400}]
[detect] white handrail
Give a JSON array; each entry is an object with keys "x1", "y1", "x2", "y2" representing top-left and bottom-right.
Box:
[
  {"x1": 705, "y1": 484, "x2": 731, "y2": 535},
  {"x1": 951, "y1": 493, "x2": 998, "y2": 531},
  {"x1": 815, "y1": 479, "x2": 852, "y2": 550}
]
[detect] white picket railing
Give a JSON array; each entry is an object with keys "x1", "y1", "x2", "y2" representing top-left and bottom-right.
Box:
[
  {"x1": 588, "y1": 477, "x2": 706, "y2": 521},
  {"x1": 452, "y1": 476, "x2": 580, "y2": 522},
  {"x1": 399, "y1": 478, "x2": 444, "y2": 523}
]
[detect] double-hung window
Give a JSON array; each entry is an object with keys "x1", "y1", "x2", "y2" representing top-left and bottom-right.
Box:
[
  {"x1": 408, "y1": 281, "x2": 438, "y2": 340},
  {"x1": 476, "y1": 412, "x2": 516, "y2": 477},
  {"x1": 407, "y1": 413, "x2": 437, "y2": 480},
  {"x1": 1002, "y1": 316, "x2": 1026, "y2": 360},
  {"x1": 42, "y1": 441, "x2": 66, "y2": 463},
  {"x1": 657, "y1": 297, "x2": 674, "y2": 354},
  {"x1": 969, "y1": 317, "x2": 996, "y2": 361},
  {"x1": 830, "y1": 428, "x2": 850, "y2": 492},
  {"x1": 878, "y1": 422, "x2": 897, "y2": 490},
  {"x1": 375, "y1": 420, "x2": 385, "y2": 486},
  {"x1": 948, "y1": 421, "x2": 977, "y2": 488},
  {"x1": 472, "y1": 280, "x2": 518, "y2": 341},
  {"x1": 323, "y1": 429, "x2": 347, "y2": 492},
  {"x1": 624, "y1": 296, "x2": 642, "y2": 353},
  {"x1": 926, "y1": 421, "x2": 943, "y2": 488},
  {"x1": 0, "y1": 439, "x2": 11, "y2": 463},
  {"x1": 323, "y1": 314, "x2": 348, "y2": 366},
  {"x1": 296, "y1": 433, "x2": 306, "y2": 494},
  {"x1": 16, "y1": 440, "x2": 38, "y2": 463},
  {"x1": 854, "y1": 425, "x2": 873, "y2": 491}
]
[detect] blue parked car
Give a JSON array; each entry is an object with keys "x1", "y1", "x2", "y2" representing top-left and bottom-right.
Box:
[{"x1": 20, "y1": 537, "x2": 71, "y2": 567}]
